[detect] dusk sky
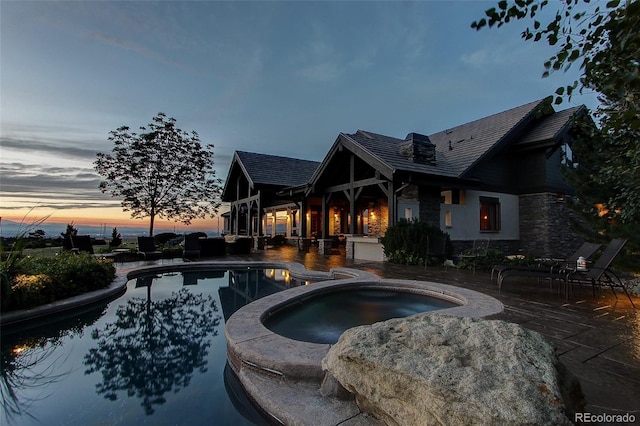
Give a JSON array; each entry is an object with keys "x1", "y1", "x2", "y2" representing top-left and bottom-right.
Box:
[{"x1": 0, "y1": 1, "x2": 599, "y2": 232}]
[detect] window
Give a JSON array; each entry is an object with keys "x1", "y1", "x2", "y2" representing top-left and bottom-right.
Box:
[
  {"x1": 479, "y1": 197, "x2": 500, "y2": 231},
  {"x1": 445, "y1": 210, "x2": 452, "y2": 228},
  {"x1": 561, "y1": 142, "x2": 574, "y2": 166},
  {"x1": 441, "y1": 189, "x2": 465, "y2": 205},
  {"x1": 404, "y1": 207, "x2": 412, "y2": 219}
]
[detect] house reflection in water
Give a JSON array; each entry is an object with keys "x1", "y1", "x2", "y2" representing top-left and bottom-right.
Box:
[{"x1": 218, "y1": 269, "x2": 313, "y2": 321}]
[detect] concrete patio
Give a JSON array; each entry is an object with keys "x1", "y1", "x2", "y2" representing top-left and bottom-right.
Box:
[{"x1": 233, "y1": 244, "x2": 640, "y2": 421}]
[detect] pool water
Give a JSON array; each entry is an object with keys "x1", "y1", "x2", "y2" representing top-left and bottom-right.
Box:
[
  {"x1": 0, "y1": 268, "x2": 306, "y2": 426},
  {"x1": 264, "y1": 289, "x2": 457, "y2": 344}
]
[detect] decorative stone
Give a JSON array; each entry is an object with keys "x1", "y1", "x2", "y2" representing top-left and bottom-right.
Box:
[{"x1": 322, "y1": 314, "x2": 585, "y2": 426}]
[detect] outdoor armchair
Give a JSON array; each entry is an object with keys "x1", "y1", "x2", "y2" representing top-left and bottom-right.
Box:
[
  {"x1": 183, "y1": 233, "x2": 202, "y2": 259},
  {"x1": 71, "y1": 235, "x2": 95, "y2": 255},
  {"x1": 137, "y1": 236, "x2": 162, "y2": 260},
  {"x1": 458, "y1": 238, "x2": 490, "y2": 272}
]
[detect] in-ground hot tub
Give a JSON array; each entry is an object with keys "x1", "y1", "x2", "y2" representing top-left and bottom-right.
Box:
[
  {"x1": 264, "y1": 287, "x2": 459, "y2": 344},
  {"x1": 225, "y1": 272, "x2": 504, "y2": 424}
]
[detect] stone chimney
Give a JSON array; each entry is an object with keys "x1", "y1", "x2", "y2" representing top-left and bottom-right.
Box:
[{"x1": 399, "y1": 133, "x2": 436, "y2": 165}]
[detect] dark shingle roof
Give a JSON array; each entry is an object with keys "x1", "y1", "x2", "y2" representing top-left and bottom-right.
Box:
[
  {"x1": 515, "y1": 105, "x2": 584, "y2": 146},
  {"x1": 338, "y1": 100, "x2": 545, "y2": 179},
  {"x1": 235, "y1": 151, "x2": 319, "y2": 187},
  {"x1": 427, "y1": 100, "x2": 543, "y2": 176},
  {"x1": 343, "y1": 131, "x2": 458, "y2": 177}
]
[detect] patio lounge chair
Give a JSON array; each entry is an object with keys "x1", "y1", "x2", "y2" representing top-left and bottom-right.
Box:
[
  {"x1": 498, "y1": 239, "x2": 634, "y2": 306},
  {"x1": 566, "y1": 239, "x2": 634, "y2": 307},
  {"x1": 492, "y1": 241, "x2": 602, "y2": 283},
  {"x1": 458, "y1": 238, "x2": 490, "y2": 272},
  {"x1": 71, "y1": 235, "x2": 94, "y2": 254},
  {"x1": 183, "y1": 233, "x2": 201, "y2": 259},
  {"x1": 425, "y1": 234, "x2": 448, "y2": 268},
  {"x1": 137, "y1": 236, "x2": 162, "y2": 260}
]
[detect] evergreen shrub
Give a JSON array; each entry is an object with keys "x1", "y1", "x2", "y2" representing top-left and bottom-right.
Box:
[{"x1": 381, "y1": 219, "x2": 452, "y2": 265}]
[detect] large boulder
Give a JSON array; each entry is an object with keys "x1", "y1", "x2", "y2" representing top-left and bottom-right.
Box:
[{"x1": 322, "y1": 314, "x2": 585, "y2": 426}]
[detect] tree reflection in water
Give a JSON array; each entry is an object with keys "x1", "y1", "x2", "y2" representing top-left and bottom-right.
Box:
[
  {"x1": 1, "y1": 305, "x2": 107, "y2": 425},
  {"x1": 84, "y1": 287, "x2": 221, "y2": 415},
  {"x1": 1, "y1": 341, "x2": 70, "y2": 424}
]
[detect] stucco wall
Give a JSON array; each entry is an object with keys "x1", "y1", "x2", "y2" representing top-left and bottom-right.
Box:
[{"x1": 440, "y1": 190, "x2": 519, "y2": 241}]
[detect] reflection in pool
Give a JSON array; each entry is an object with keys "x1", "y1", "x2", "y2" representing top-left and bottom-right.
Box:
[
  {"x1": 0, "y1": 268, "x2": 307, "y2": 426},
  {"x1": 264, "y1": 289, "x2": 458, "y2": 344}
]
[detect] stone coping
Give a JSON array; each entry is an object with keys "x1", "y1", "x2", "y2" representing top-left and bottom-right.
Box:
[
  {"x1": 124, "y1": 260, "x2": 342, "y2": 282},
  {"x1": 0, "y1": 260, "x2": 359, "y2": 328},
  {"x1": 225, "y1": 272, "x2": 504, "y2": 381}
]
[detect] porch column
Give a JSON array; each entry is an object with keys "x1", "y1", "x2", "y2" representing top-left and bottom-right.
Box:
[
  {"x1": 235, "y1": 177, "x2": 241, "y2": 235},
  {"x1": 299, "y1": 199, "x2": 307, "y2": 237},
  {"x1": 234, "y1": 203, "x2": 240, "y2": 235},
  {"x1": 387, "y1": 180, "x2": 396, "y2": 228},
  {"x1": 257, "y1": 192, "x2": 263, "y2": 236},
  {"x1": 349, "y1": 153, "x2": 356, "y2": 234},
  {"x1": 322, "y1": 193, "x2": 329, "y2": 239}
]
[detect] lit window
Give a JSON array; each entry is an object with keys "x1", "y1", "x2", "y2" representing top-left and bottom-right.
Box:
[
  {"x1": 405, "y1": 208, "x2": 412, "y2": 219},
  {"x1": 479, "y1": 197, "x2": 500, "y2": 231},
  {"x1": 445, "y1": 210, "x2": 452, "y2": 227}
]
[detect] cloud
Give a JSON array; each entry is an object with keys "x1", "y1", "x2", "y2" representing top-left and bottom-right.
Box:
[
  {"x1": 0, "y1": 162, "x2": 108, "y2": 209},
  {"x1": 459, "y1": 48, "x2": 507, "y2": 67},
  {"x1": 1, "y1": 137, "x2": 100, "y2": 161},
  {"x1": 88, "y1": 31, "x2": 203, "y2": 75}
]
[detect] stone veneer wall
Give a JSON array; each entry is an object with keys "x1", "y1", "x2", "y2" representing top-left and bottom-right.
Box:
[
  {"x1": 346, "y1": 239, "x2": 354, "y2": 259},
  {"x1": 367, "y1": 203, "x2": 388, "y2": 236},
  {"x1": 397, "y1": 185, "x2": 440, "y2": 227},
  {"x1": 418, "y1": 187, "x2": 441, "y2": 227},
  {"x1": 332, "y1": 207, "x2": 341, "y2": 235},
  {"x1": 519, "y1": 193, "x2": 583, "y2": 258}
]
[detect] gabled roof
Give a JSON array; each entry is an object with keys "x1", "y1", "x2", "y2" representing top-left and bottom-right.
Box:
[
  {"x1": 343, "y1": 131, "x2": 458, "y2": 177},
  {"x1": 233, "y1": 151, "x2": 319, "y2": 188},
  {"x1": 514, "y1": 105, "x2": 585, "y2": 147},
  {"x1": 428, "y1": 100, "x2": 544, "y2": 177},
  {"x1": 310, "y1": 100, "x2": 549, "y2": 187},
  {"x1": 223, "y1": 100, "x2": 586, "y2": 199}
]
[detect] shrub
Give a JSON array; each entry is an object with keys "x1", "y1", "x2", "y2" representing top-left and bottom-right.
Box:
[
  {"x1": 381, "y1": 219, "x2": 452, "y2": 265},
  {"x1": 2, "y1": 253, "x2": 116, "y2": 312},
  {"x1": 457, "y1": 248, "x2": 505, "y2": 271},
  {"x1": 9, "y1": 273, "x2": 56, "y2": 310}
]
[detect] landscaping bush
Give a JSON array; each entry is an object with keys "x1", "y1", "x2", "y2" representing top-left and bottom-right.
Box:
[
  {"x1": 381, "y1": 219, "x2": 452, "y2": 265},
  {"x1": 2, "y1": 252, "x2": 116, "y2": 312},
  {"x1": 456, "y1": 248, "x2": 505, "y2": 271}
]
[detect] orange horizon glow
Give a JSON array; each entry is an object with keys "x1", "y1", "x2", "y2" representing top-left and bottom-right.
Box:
[{"x1": 1, "y1": 206, "x2": 227, "y2": 231}]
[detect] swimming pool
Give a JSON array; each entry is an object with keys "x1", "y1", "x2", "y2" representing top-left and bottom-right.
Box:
[{"x1": 0, "y1": 268, "x2": 308, "y2": 426}]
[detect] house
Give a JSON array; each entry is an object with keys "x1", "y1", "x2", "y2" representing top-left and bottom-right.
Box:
[
  {"x1": 221, "y1": 151, "x2": 320, "y2": 245},
  {"x1": 221, "y1": 99, "x2": 586, "y2": 259}
]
